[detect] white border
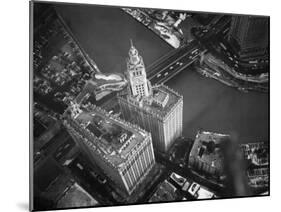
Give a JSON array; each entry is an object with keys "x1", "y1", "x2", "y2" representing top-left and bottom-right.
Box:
[{"x1": 1, "y1": 0, "x2": 279, "y2": 212}]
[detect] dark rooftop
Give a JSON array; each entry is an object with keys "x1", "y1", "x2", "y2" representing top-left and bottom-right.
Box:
[
  {"x1": 189, "y1": 131, "x2": 230, "y2": 174},
  {"x1": 56, "y1": 182, "x2": 98, "y2": 208},
  {"x1": 149, "y1": 180, "x2": 178, "y2": 203}
]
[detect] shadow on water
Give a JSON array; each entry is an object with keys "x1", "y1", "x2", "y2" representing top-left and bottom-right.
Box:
[{"x1": 182, "y1": 87, "x2": 227, "y2": 136}]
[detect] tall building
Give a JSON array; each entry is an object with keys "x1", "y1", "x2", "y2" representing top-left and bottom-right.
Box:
[
  {"x1": 228, "y1": 16, "x2": 269, "y2": 61},
  {"x1": 63, "y1": 102, "x2": 155, "y2": 195},
  {"x1": 118, "y1": 41, "x2": 183, "y2": 153},
  {"x1": 126, "y1": 39, "x2": 152, "y2": 98}
]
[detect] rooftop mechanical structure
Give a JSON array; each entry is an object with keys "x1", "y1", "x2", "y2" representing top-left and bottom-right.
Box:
[{"x1": 63, "y1": 101, "x2": 155, "y2": 195}]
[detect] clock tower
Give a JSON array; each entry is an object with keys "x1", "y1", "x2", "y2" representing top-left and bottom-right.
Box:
[
  {"x1": 119, "y1": 41, "x2": 183, "y2": 153},
  {"x1": 126, "y1": 40, "x2": 152, "y2": 98}
]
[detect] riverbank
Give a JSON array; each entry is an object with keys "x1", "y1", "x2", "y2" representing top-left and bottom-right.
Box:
[
  {"x1": 165, "y1": 67, "x2": 269, "y2": 143},
  {"x1": 54, "y1": 5, "x2": 269, "y2": 144}
]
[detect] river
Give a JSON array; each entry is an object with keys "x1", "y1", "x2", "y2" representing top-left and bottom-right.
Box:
[{"x1": 54, "y1": 4, "x2": 269, "y2": 143}]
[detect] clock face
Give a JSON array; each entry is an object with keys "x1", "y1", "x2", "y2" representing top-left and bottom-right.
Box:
[
  {"x1": 136, "y1": 66, "x2": 143, "y2": 72},
  {"x1": 135, "y1": 78, "x2": 143, "y2": 84}
]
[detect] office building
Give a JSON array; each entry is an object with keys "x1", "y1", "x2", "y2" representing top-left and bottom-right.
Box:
[
  {"x1": 188, "y1": 131, "x2": 230, "y2": 178},
  {"x1": 63, "y1": 101, "x2": 155, "y2": 195},
  {"x1": 118, "y1": 41, "x2": 183, "y2": 152},
  {"x1": 228, "y1": 16, "x2": 269, "y2": 61}
]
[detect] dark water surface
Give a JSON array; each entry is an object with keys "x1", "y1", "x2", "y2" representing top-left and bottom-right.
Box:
[
  {"x1": 55, "y1": 4, "x2": 172, "y2": 74},
  {"x1": 166, "y1": 69, "x2": 269, "y2": 142},
  {"x1": 55, "y1": 4, "x2": 269, "y2": 143}
]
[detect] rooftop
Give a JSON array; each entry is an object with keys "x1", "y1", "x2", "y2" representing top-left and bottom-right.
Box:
[
  {"x1": 119, "y1": 84, "x2": 183, "y2": 119},
  {"x1": 189, "y1": 131, "x2": 230, "y2": 174},
  {"x1": 56, "y1": 182, "x2": 98, "y2": 208},
  {"x1": 70, "y1": 104, "x2": 150, "y2": 167},
  {"x1": 149, "y1": 180, "x2": 178, "y2": 203},
  {"x1": 42, "y1": 174, "x2": 74, "y2": 202},
  {"x1": 88, "y1": 73, "x2": 127, "y2": 92}
]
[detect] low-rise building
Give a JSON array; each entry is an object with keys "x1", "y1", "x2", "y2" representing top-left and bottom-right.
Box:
[
  {"x1": 40, "y1": 173, "x2": 98, "y2": 209},
  {"x1": 56, "y1": 181, "x2": 99, "y2": 208},
  {"x1": 188, "y1": 130, "x2": 230, "y2": 179},
  {"x1": 240, "y1": 142, "x2": 269, "y2": 190},
  {"x1": 149, "y1": 180, "x2": 179, "y2": 203},
  {"x1": 240, "y1": 142, "x2": 268, "y2": 166}
]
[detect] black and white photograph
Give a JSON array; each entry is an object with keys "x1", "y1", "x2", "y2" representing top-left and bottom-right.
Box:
[{"x1": 29, "y1": 0, "x2": 269, "y2": 211}]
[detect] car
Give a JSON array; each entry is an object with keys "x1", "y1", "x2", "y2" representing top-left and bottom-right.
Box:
[
  {"x1": 188, "y1": 182, "x2": 200, "y2": 197},
  {"x1": 182, "y1": 181, "x2": 191, "y2": 191},
  {"x1": 76, "y1": 163, "x2": 84, "y2": 170},
  {"x1": 97, "y1": 175, "x2": 107, "y2": 184},
  {"x1": 63, "y1": 158, "x2": 73, "y2": 166},
  {"x1": 176, "y1": 61, "x2": 184, "y2": 66},
  {"x1": 164, "y1": 72, "x2": 169, "y2": 76},
  {"x1": 157, "y1": 73, "x2": 162, "y2": 78},
  {"x1": 170, "y1": 172, "x2": 186, "y2": 187},
  {"x1": 90, "y1": 171, "x2": 98, "y2": 178},
  {"x1": 187, "y1": 182, "x2": 215, "y2": 199},
  {"x1": 191, "y1": 49, "x2": 198, "y2": 54},
  {"x1": 169, "y1": 66, "x2": 174, "y2": 70},
  {"x1": 64, "y1": 143, "x2": 70, "y2": 149},
  {"x1": 197, "y1": 187, "x2": 215, "y2": 199}
]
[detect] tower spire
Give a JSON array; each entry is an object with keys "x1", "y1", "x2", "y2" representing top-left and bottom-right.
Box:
[
  {"x1": 126, "y1": 39, "x2": 151, "y2": 98},
  {"x1": 128, "y1": 39, "x2": 139, "y2": 63}
]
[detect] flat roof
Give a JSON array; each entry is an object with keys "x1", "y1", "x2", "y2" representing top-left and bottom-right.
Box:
[
  {"x1": 73, "y1": 106, "x2": 149, "y2": 167},
  {"x1": 146, "y1": 85, "x2": 183, "y2": 118},
  {"x1": 189, "y1": 131, "x2": 230, "y2": 172},
  {"x1": 119, "y1": 84, "x2": 183, "y2": 119},
  {"x1": 43, "y1": 174, "x2": 74, "y2": 202},
  {"x1": 149, "y1": 180, "x2": 178, "y2": 202},
  {"x1": 57, "y1": 182, "x2": 98, "y2": 208}
]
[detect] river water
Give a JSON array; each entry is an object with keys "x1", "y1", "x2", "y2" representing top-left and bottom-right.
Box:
[{"x1": 54, "y1": 4, "x2": 269, "y2": 143}]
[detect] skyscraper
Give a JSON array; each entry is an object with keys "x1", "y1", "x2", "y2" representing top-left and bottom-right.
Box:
[
  {"x1": 126, "y1": 40, "x2": 152, "y2": 98},
  {"x1": 63, "y1": 102, "x2": 155, "y2": 195},
  {"x1": 228, "y1": 16, "x2": 269, "y2": 61},
  {"x1": 118, "y1": 41, "x2": 183, "y2": 153}
]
